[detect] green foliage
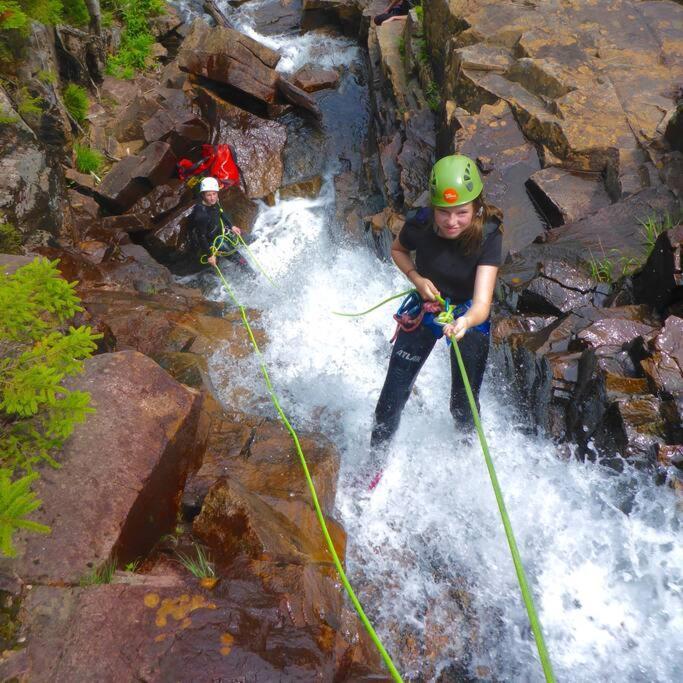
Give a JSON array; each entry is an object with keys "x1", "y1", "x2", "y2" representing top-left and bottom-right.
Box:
[
  {"x1": 0, "y1": 470, "x2": 50, "y2": 557},
  {"x1": 587, "y1": 248, "x2": 639, "y2": 284},
  {"x1": 36, "y1": 68, "x2": 57, "y2": 85},
  {"x1": 639, "y1": 211, "x2": 679, "y2": 255},
  {"x1": 16, "y1": 86, "x2": 42, "y2": 117},
  {"x1": 16, "y1": 0, "x2": 63, "y2": 26},
  {"x1": 0, "y1": 109, "x2": 19, "y2": 124},
  {"x1": 0, "y1": 258, "x2": 100, "y2": 556},
  {"x1": 176, "y1": 544, "x2": 215, "y2": 579},
  {"x1": 124, "y1": 558, "x2": 141, "y2": 572},
  {"x1": 61, "y1": 0, "x2": 88, "y2": 26},
  {"x1": 80, "y1": 556, "x2": 117, "y2": 585},
  {"x1": 74, "y1": 143, "x2": 104, "y2": 174},
  {"x1": 105, "y1": 0, "x2": 164, "y2": 79},
  {"x1": 62, "y1": 82, "x2": 89, "y2": 122},
  {"x1": 0, "y1": 222, "x2": 22, "y2": 253},
  {"x1": 398, "y1": 36, "x2": 405, "y2": 59},
  {"x1": 414, "y1": 0, "x2": 423, "y2": 22},
  {"x1": 0, "y1": 1, "x2": 29, "y2": 32},
  {"x1": 425, "y1": 80, "x2": 440, "y2": 112}
]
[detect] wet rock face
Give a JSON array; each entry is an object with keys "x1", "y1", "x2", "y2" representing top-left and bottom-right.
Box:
[
  {"x1": 642, "y1": 316, "x2": 683, "y2": 397},
  {"x1": 15, "y1": 23, "x2": 72, "y2": 149},
  {"x1": 0, "y1": 351, "x2": 202, "y2": 584},
  {"x1": 495, "y1": 303, "x2": 673, "y2": 460},
  {"x1": 293, "y1": 66, "x2": 340, "y2": 92}
]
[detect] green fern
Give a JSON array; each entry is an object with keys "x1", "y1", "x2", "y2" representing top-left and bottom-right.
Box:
[{"x1": 0, "y1": 470, "x2": 50, "y2": 557}]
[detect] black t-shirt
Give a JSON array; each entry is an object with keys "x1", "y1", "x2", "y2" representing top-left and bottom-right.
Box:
[
  {"x1": 398, "y1": 208, "x2": 503, "y2": 303},
  {"x1": 188, "y1": 203, "x2": 233, "y2": 255}
]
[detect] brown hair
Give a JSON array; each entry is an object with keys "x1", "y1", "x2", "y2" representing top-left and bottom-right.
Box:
[{"x1": 454, "y1": 197, "x2": 502, "y2": 256}]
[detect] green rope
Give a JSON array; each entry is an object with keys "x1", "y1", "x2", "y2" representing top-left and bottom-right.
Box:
[
  {"x1": 332, "y1": 289, "x2": 414, "y2": 317},
  {"x1": 448, "y1": 332, "x2": 556, "y2": 683},
  {"x1": 211, "y1": 264, "x2": 404, "y2": 682},
  {"x1": 201, "y1": 231, "x2": 276, "y2": 286}
]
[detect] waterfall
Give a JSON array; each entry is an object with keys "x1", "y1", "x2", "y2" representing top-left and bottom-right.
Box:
[{"x1": 179, "y1": 2, "x2": 683, "y2": 680}]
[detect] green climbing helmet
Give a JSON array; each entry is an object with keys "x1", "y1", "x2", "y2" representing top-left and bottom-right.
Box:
[{"x1": 429, "y1": 154, "x2": 483, "y2": 208}]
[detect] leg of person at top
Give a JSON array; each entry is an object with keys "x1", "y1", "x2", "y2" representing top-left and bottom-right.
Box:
[
  {"x1": 371, "y1": 325, "x2": 437, "y2": 448},
  {"x1": 448, "y1": 328, "x2": 490, "y2": 433}
]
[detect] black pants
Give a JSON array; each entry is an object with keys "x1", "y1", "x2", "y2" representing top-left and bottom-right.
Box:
[{"x1": 371, "y1": 325, "x2": 490, "y2": 447}]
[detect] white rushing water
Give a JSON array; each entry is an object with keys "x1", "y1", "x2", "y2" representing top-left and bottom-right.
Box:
[{"x1": 194, "y1": 4, "x2": 683, "y2": 681}]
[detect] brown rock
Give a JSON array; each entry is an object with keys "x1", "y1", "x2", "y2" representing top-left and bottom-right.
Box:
[
  {"x1": 576, "y1": 318, "x2": 659, "y2": 352},
  {"x1": 193, "y1": 478, "x2": 345, "y2": 564},
  {"x1": 94, "y1": 155, "x2": 149, "y2": 213},
  {"x1": 293, "y1": 66, "x2": 340, "y2": 92},
  {"x1": 178, "y1": 20, "x2": 281, "y2": 103},
  {"x1": 277, "y1": 75, "x2": 323, "y2": 118},
  {"x1": 0, "y1": 352, "x2": 202, "y2": 583},
  {"x1": 185, "y1": 416, "x2": 340, "y2": 516}
]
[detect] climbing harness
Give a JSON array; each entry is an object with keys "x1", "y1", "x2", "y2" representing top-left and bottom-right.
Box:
[
  {"x1": 335, "y1": 289, "x2": 556, "y2": 683},
  {"x1": 210, "y1": 265, "x2": 403, "y2": 682}
]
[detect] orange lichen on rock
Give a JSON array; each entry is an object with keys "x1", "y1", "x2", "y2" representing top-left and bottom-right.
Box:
[{"x1": 154, "y1": 594, "x2": 217, "y2": 628}]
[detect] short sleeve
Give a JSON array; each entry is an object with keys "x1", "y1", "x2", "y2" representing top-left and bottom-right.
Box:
[
  {"x1": 478, "y1": 226, "x2": 503, "y2": 266},
  {"x1": 398, "y1": 220, "x2": 420, "y2": 251}
]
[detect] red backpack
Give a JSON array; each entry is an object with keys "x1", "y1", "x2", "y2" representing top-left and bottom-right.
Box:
[{"x1": 177, "y1": 144, "x2": 241, "y2": 188}]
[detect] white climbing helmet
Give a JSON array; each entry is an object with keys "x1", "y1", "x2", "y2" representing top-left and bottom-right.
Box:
[{"x1": 199, "y1": 177, "x2": 220, "y2": 193}]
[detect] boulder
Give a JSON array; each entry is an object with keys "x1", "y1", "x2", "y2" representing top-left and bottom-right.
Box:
[
  {"x1": 178, "y1": 20, "x2": 281, "y2": 103},
  {"x1": 293, "y1": 66, "x2": 340, "y2": 92},
  {"x1": 526, "y1": 167, "x2": 612, "y2": 227},
  {"x1": 95, "y1": 142, "x2": 177, "y2": 213},
  {"x1": 193, "y1": 477, "x2": 345, "y2": 565},
  {"x1": 184, "y1": 412, "x2": 340, "y2": 517},
  {"x1": 0, "y1": 351, "x2": 202, "y2": 584},
  {"x1": 197, "y1": 89, "x2": 287, "y2": 199}
]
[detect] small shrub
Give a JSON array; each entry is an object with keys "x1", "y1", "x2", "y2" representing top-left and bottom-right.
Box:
[
  {"x1": 37, "y1": 69, "x2": 57, "y2": 85},
  {"x1": 176, "y1": 544, "x2": 215, "y2": 579},
  {"x1": 74, "y1": 143, "x2": 104, "y2": 174},
  {"x1": 80, "y1": 556, "x2": 117, "y2": 585},
  {"x1": 62, "y1": 83, "x2": 89, "y2": 123},
  {"x1": 0, "y1": 221, "x2": 22, "y2": 253},
  {"x1": 414, "y1": 1, "x2": 423, "y2": 22},
  {"x1": 398, "y1": 37, "x2": 405, "y2": 59},
  {"x1": 425, "y1": 80, "x2": 440, "y2": 112},
  {"x1": 16, "y1": 86, "x2": 42, "y2": 117},
  {"x1": 0, "y1": 109, "x2": 19, "y2": 124},
  {"x1": 105, "y1": 0, "x2": 164, "y2": 79}
]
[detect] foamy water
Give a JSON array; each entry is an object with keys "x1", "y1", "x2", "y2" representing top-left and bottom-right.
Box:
[{"x1": 185, "y1": 2, "x2": 682, "y2": 680}]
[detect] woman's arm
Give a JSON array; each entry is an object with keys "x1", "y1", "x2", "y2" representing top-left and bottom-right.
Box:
[
  {"x1": 443, "y1": 264, "x2": 498, "y2": 340},
  {"x1": 391, "y1": 237, "x2": 440, "y2": 301}
]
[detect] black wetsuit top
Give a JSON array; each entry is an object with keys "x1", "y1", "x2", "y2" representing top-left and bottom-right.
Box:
[
  {"x1": 188, "y1": 203, "x2": 233, "y2": 257},
  {"x1": 398, "y1": 208, "x2": 503, "y2": 303}
]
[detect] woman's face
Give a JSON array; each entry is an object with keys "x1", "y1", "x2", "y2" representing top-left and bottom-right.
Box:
[
  {"x1": 434, "y1": 202, "x2": 475, "y2": 239},
  {"x1": 202, "y1": 190, "x2": 219, "y2": 205}
]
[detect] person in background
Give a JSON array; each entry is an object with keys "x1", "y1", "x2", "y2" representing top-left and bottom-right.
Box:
[
  {"x1": 188, "y1": 176, "x2": 244, "y2": 269},
  {"x1": 371, "y1": 154, "x2": 503, "y2": 454},
  {"x1": 373, "y1": 0, "x2": 415, "y2": 26}
]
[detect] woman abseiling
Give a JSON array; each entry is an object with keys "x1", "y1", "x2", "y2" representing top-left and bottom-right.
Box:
[
  {"x1": 188, "y1": 176, "x2": 245, "y2": 269},
  {"x1": 371, "y1": 154, "x2": 503, "y2": 450}
]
